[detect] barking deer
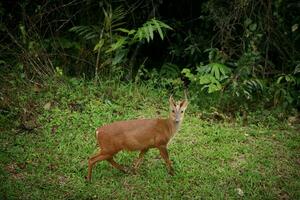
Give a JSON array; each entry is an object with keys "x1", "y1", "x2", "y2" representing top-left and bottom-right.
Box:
[{"x1": 87, "y1": 95, "x2": 188, "y2": 181}]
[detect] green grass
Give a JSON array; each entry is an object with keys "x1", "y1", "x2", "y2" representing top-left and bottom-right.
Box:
[{"x1": 0, "y1": 78, "x2": 299, "y2": 199}]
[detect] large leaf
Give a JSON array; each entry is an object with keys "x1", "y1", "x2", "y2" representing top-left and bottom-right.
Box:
[
  {"x1": 93, "y1": 39, "x2": 104, "y2": 51},
  {"x1": 112, "y1": 49, "x2": 127, "y2": 65},
  {"x1": 105, "y1": 37, "x2": 126, "y2": 53},
  {"x1": 199, "y1": 74, "x2": 217, "y2": 84},
  {"x1": 208, "y1": 83, "x2": 222, "y2": 93},
  {"x1": 153, "y1": 20, "x2": 164, "y2": 40},
  {"x1": 69, "y1": 25, "x2": 100, "y2": 40}
]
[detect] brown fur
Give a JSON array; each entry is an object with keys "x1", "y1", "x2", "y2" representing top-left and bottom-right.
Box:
[{"x1": 87, "y1": 96, "x2": 188, "y2": 181}]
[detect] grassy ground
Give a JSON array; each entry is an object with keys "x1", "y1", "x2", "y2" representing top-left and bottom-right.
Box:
[{"x1": 0, "y1": 77, "x2": 299, "y2": 199}]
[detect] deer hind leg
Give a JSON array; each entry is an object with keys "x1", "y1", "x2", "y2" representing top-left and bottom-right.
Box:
[
  {"x1": 107, "y1": 157, "x2": 127, "y2": 173},
  {"x1": 87, "y1": 152, "x2": 111, "y2": 182},
  {"x1": 158, "y1": 146, "x2": 174, "y2": 175},
  {"x1": 132, "y1": 149, "x2": 148, "y2": 173}
]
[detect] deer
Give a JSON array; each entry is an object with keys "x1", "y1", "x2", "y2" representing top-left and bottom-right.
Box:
[{"x1": 87, "y1": 94, "x2": 188, "y2": 182}]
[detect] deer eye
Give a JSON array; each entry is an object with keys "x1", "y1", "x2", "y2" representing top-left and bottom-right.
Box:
[
  {"x1": 181, "y1": 110, "x2": 184, "y2": 113},
  {"x1": 172, "y1": 110, "x2": 175, "y2": 113}
]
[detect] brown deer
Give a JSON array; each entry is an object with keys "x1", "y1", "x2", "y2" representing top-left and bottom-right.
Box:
[{"x1": 87, "y1": 94, "x2": 188, "y2": 181}]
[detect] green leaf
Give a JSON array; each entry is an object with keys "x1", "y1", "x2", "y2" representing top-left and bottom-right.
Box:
[
  {"x1": 294, "y1": 64, "x2": 300, "y2": 74},
  {"x1": 201, "y1": 85, "x2": 208, "y2": 91},
  {"x1": 211, "y1": 64, "x2": 220, "y2": 80},
  {"x1": 116, "y1": 28, "x2": 130, "y2": 33},
  {"x1": 0, "y1": 60, "x2": 6, "y2": 65},
  {"x1": 85, "y1": 32, "x2": 98, "y2": 40},
  {"x1": 208, "y1": 83, "x2": 222, "y2": 93},
  {"x1": 285, "y1": 75, "x2": 291, "y2": 82},
  {"x1": 128, "y1": 30, "x2": 136, "y2": 35},
  {"x1": 112, "y1": 49, "x2": 127, "y2": 65},
  {"x1": 143, "y1": 26, "x2": 150, "y2": 42},
  {"x1": 208, "y1": 84, "x2": 216, "y2": 93},
  {"x1": 153, "y1": 20, "x2": 164, "y2": 40},
  {"x1": 199, "y1": 74, "x2": 213, "y2": 84},
  {"x1": 249, "y1": 23, "x2": 257, "y2": 31},
  {"x1": 182, "y1": 68, "x2": 195, "y2": 80},
  {"x1": 244, "y1": 18, "x2": 252, "y2": 27},
  {"x1": 93, "y1": 39, "x2": 104, "y2": 51},
  {"x1": 138, "y1": 29, "x2": 143, "y2": 41},
  {"x1": 148, "y1": 24, "x2": 154, "y2": 40},
  {"x1": 105, "y1": 37, "x2": 126, "y2": 53},
  {"x1": 154, "y1": 19, "x2": 173, "y2": 30},
  {"x1": 277, "y1": 76, "x2": 283, "y2": 84}
]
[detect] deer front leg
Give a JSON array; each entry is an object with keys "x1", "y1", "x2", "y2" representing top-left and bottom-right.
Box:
[
  {"x1": 158, "y1": 146, "x2": 174, "y2": 175},
  {"x1": 132, "y1": 149, "x2": 148, "y2": 173},
  {"x1": 87, "y1": 152, "x2": 111, "y2": 182}
]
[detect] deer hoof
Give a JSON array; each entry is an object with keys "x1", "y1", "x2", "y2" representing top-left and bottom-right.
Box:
[{"x1": 168, "y1": 169, "x2": 175, "y2": 176}]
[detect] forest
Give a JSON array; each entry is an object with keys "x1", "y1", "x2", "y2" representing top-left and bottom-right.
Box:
[{"x1": 0, "y1": 0, "x2": 299, "y2": 199}]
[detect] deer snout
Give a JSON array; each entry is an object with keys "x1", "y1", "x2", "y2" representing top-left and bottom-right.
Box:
[{"x1": 175, "y1": 114, "x2": 180, "y2": 123}]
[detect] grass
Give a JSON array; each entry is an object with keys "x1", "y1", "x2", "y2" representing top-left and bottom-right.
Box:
[{"x1": 0, "y1": 77, "x2": 299, "y2": 199}]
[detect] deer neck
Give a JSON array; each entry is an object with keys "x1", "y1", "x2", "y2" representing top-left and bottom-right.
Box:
[{"x1": 167, "y1": 117, "x2": 181, "y2": 135}]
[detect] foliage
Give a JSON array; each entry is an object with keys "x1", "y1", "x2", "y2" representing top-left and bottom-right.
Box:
[
  {"x1": 70, "y1": 12, "x2": 172, "y2": 79},
  {"x1": 273, "y1": 72, "x2": 300, "y2": 107},
  {"x1": 0, "y1": 0, "x2": 299, "y2": 118},
  {"x1": 1, "y1": 1, "x2": 299, "y2": 198},
  {"x1": 1, "y1": 76, "x2": 300, "y2": 199},
  {"x1": 182, "y1": 44, "x2": 299, "y2": 111},
  {"x1": 0, "y1": 0, "x2": 300, "y2": 108}
]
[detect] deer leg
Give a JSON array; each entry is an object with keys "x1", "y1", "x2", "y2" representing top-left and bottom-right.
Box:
[
  {"x1": 132, "y1": 149, "x2": 148, "y2": 173},
  {"x1": 158, "y1": 146, "x2": 174, "y2": 175},
  {"x1": 107, "y1": 158, "x2": 127, "y2": 173},
  {"x1": 89, "y1": 153, "x2": 101, "y2": 161},
  {"x1": 87, "y1": 152, "x2": 111, "y2": 182}
]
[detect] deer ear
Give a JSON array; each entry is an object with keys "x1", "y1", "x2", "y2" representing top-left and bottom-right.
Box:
[
  {"x1": 180, "y1": 99, "x2": 188, "y2": 109},
  {"x1": 169, "y1": 95, "x2": 176, "y2": 107}
]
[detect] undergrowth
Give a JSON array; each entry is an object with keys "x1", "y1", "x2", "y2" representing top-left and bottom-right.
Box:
[{"x1": 0, "y1": 75, "x2": 299, "y2": 199}]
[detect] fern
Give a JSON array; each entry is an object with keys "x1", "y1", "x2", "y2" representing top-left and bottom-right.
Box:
[
  {"x1": 134, "y1": 19, "x2": 173, "y2": 42},
  {"x1": 103, "y1": 6, "x2": 127, "y2": 31},
  {"x1": 160, "y1": 63, "x2": 180, "y2": 78},
  {"x1": 232, "y1": 78, "x2": 265, "y2": 99},
  {"x1": 106, "y1": 37, "x2": 127, "y2": 53},
  {"x1": 69, "y1": 26, "x2": 100, "y2": 40},
  {"x1": 182, "y1": 62, "x2": 231, "y2": 94},
  {"x1": 70, "y1": 15, "x2": 172, "y2": 79}
]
